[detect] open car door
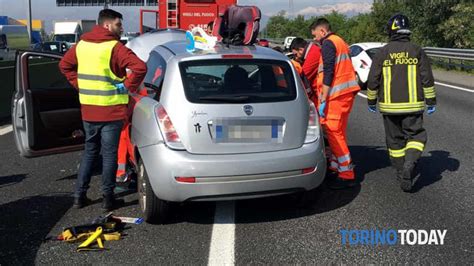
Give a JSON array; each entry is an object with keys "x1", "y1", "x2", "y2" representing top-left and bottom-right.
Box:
[{"x1": 12, "y1": 51, "x2": 84, "y2": 157}]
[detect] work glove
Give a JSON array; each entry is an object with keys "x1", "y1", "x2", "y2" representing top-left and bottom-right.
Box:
[
  {"x1": 115, "y1": 83, "x2": 127, "y2": 94},
  {"x1": 426, "y1": 105, "x2": 436, "y2": 115},
  {"x1": 368, "y1": 105, "x2": 377, "y2": 113},
  {"x1": 318, "y1": 101, "x2": 326, "y2": 118}
]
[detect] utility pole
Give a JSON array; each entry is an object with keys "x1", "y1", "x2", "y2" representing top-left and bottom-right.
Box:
[{"x1": 26, "y1": 0, "x2": 32, "y2": 44}]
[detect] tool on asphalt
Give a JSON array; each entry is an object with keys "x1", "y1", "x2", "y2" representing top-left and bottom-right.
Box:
[{"x1": 111, "y1": 215, "x2": 144, "y2": 225}]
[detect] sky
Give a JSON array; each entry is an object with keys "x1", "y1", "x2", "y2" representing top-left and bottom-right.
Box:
[{"x1": 0, "y1": 0, "x2": 372, "y2": 33}]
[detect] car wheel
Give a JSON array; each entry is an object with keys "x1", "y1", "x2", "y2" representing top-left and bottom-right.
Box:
[
  {"x1": 356, "y1": 73, "x2": 367, "y2": 90},
  {"x1": 137, "y1": 159, "x2": 170, "y2": 224}
]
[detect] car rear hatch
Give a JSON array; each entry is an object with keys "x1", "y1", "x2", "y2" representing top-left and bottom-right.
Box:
[{"x1": 163, "y1": 58, "x2": 309, "y2": 155}]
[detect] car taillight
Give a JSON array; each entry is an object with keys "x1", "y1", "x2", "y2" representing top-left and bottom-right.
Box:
[
  {"x1": 175, "y1": 176, "x2": 196, "y2": 183},
  {"x1": 155, "y1": 104, "x2": 184, "y2": 150},
  {"x1": 360, "y1": 59, "x2": 369, "y2": 69},
  {"x1": 305, "y1": 101, "x2": 320, "y2": 144},
  {"x1": 302, "y1": 167, "x2": 317, "y2": 174}
]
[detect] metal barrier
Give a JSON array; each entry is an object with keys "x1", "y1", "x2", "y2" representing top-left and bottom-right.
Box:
[{"x1": 423, "y1": 47, "x2": 474, "y2": 70}]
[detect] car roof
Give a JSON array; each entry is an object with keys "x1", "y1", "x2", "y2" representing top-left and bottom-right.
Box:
[
  {"x1": 351, "y1": 42, "x2": 386, "y2": 50},
  {"x1": 157, "y1": 41, "x2": 288, "y2": 61}
]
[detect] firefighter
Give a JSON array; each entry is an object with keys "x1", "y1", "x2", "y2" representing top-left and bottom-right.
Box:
[
  {"x1": 311, "y1": 18, "x2": 360, "y2": 189},
  {"x1": 60, "y1": 9, "x2": 147, "y2": 210},
  {"x1": 290, "y1": 37, "x2": 321, "y2": 103},
  {"x1": 367, "y1": 14, "x2": 436, "y2": 192}
]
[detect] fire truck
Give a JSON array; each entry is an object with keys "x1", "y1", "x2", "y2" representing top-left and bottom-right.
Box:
[{"x1": 140, "y1": 0, "x2": 237, "y2": 34}]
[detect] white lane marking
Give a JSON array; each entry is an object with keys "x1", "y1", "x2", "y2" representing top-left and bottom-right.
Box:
[
  {"x1": 208, "y1": 201, "x2": 235, "y2": 266},
  {"x1": 0, "y1": 125, "x2": 13, "y2": 135},
  {"x1": 435, "y1": 82, "x2": 473, "y2": 93},
  {"x1": 357, "y1": 92, "x2": 368, "y2": 98}
]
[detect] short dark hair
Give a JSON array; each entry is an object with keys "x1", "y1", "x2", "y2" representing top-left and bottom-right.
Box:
[
  {"x1": 289, "y1": 37, "x2": 307, "y2": 51},
  {"x1": 310, "y1": 18, "x2": 331, "y2": 31},
  {"x1": 98, "y1": 9, "x2": 123, "y2": 25},
  {"x1": 207, "y1": 21, "x2": 214, "y2": 30}
]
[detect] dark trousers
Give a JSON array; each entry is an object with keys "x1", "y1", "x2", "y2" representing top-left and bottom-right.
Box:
[
  {"x1": 75, "y1": 120, "x2": 123, "y2": 198},
  {"x1": 383, "y1": 114, "x2": 427, "y2": 171}
]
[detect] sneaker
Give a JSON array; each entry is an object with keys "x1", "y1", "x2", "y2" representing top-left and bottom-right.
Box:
[
  {"x1": 73, "y1": 195, "x2": 91, "y2": 209},
  {"x1": 328, "y1": 177, "x2": 358, "y2": 190},
  {"x1": 102, "y1": 194, "x2": 124, "y2": 211}
]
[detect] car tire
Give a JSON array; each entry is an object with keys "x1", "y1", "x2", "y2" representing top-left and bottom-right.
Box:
[
  {"x1": 356, "y1": 73, "x2": 367, "y2": 90},
  {"x1": 137, "y1": 159, "x2": 170, "y2": 224}
]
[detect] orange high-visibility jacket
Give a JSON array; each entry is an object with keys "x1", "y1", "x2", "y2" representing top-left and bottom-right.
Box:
[{"x1": 317, "y1": 34, "x2": 360, "y2": 100}]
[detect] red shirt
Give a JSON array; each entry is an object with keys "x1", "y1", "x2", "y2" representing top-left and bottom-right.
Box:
[
  {"x1": 301, "y1": 43, "x2": 321, "y2": 98},
  {"x1": 59, "y1": 26, "x2": 147, "y2": 122}
]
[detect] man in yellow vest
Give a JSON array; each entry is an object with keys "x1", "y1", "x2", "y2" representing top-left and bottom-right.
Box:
[
  {"x1": 59, "y1": 9, "x2": 147, "y2": 211},
  {"x1": 311, "y1": 18, "x2": 360, "y2": 189}
]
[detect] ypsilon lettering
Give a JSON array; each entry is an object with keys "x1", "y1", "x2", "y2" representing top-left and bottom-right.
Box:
[{"x1": 340, "y1": 229, "x2": 447, "y2": 245}]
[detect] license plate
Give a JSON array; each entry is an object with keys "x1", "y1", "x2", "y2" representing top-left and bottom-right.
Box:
[{"x1": 210, "y1": 118, "x2": 284, "y2": 143}]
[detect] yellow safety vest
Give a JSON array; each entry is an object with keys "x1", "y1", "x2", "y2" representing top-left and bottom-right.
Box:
[{"x1": 76, "y1": 40, "x2": 128, "y2": 106}]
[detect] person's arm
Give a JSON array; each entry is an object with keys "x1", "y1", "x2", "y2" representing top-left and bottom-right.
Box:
[
  {"x1": 320, "y1": 40, "x2": 336, "y2": 102},
  {"x1": 419, "y1": 49, "x2": 436, "y2": 106},
  {"x1": 58, "y1": 45, "x2": 79, "y2": 90},
  {"x1": 114, "y1": 44, "x2": 147, "y2": 93},
  {"x1": 366, "y1": 47, "x2": 384, "y2": 106},
  {"x1": 301, "y1": 45, "x2": 320, "y2": 84}
]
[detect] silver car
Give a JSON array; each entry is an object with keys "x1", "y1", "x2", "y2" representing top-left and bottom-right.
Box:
[{"x1": 11, "y1": 30, "x2": 326, "y2": 223}]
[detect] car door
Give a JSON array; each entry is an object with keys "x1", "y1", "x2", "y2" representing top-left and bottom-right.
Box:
[{"x1": 12, "y1": 51, "x2": 84, "y2": 158}]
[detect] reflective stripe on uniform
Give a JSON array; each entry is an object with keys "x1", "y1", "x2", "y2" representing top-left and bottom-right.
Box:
[
  {"x1": 335, "y1": 53, "x2": 350, "y2": 64},
  {"x1": 79, "y1": 88, "x2": 128, "y2": 96},
  {"x1": 338, "y1": 154, "x2": 351, "y2": 164},
  {"x1": 77, "y1": 74, "x2": 122, "y2": 84},
  {"x1": 383, "y1": 66, "x2": 391, "y2": 103},
  {"x1": 318, "y1": 63, "x2": 324, "y2": 73},
  {"x1": 389, "y1": 148, "x2": 406, "y2": 158},
  {"x1": 406, "y1": 141, "x2": 425, "y2": 152},
  {"x1": 329, "y1": 80, "x2": 358, "y2": 97},
  {"x1": 379, "y1": 101, "x2": 425, "y2": 113},
  {"x1": 117, "y1": 163, "x2": 126, "y2": 171},
  {"x1": 423, "y1": 86, "x2": 436, "y2": 99},
  {"x1": 408, "y1": 64, "x2": 417, "y2": 103},
  {"x1": 338, "y1": 164, "x2": 354, "y2": 172},
  {"x1": 367, "y1": 88, "x2": 377, "y2": 100}
]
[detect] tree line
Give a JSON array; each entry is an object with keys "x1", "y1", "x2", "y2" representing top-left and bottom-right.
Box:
[{"x1": 263, "y1": 0, "x2": 473, "y2": 49}]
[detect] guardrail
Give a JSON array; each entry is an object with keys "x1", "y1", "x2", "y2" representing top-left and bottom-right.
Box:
[{"x1": 421, "y1": 47, "x2": 474, "y2": 71}]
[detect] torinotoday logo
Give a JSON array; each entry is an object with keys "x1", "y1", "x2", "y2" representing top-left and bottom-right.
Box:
[{"x1": 340, "y1": 229, "x2": 447, "y2": 246}]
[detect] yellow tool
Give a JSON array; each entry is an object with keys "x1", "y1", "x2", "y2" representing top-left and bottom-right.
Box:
[{"x1": 77, "y1": 227, "x2": 104, "y2": 252}]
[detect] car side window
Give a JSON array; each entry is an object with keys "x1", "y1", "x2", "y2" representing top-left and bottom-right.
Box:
[
  {"x1": 28, "y1": 55, "x2": 72, "y2": 90},
  {"x1": 0, "y1": 34, "x2": 7, "y2": 49},
  {"x1": 144, "y1": 51, "x2": 167, "y2": 100},
  {"x1": 350, "y1": 45, "x2": 363, "y2": 57}
]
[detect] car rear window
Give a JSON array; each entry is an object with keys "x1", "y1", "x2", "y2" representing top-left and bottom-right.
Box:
[
  {"x1": 179, "y1": 59, "x2": 296, "y2": 104},
  {"x1": 366, "y1": 48, "x2": 381, "y2": 59}
]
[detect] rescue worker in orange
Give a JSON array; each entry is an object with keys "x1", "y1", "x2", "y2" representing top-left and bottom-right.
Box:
[
  {"x1": 311, "y1": 18, "x2": 360, "y2": 189},
  {"x1": 290, "y1": 37, "x2": 321, "y2": 104}
]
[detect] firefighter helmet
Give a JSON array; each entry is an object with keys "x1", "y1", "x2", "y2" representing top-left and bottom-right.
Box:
[{"x1": 387, "y1": 13, "x2": 411, "y2": 36}]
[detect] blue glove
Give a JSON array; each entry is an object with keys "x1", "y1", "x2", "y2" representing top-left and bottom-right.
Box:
[
  {"x1": 115, "y1": 83, "x2": 127, "y2": 94},
  {"x1": 368, "y1": 105, "x2": 377, "y2": 113},
  {"x1": 318, "y1": 101, "x2": 326, "y2": 118},
  {"x1": 427, "y1": 105, "x2": 436, "y2": 115}
]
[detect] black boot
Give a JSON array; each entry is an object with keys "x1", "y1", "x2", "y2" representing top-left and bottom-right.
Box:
[
  {"x1": 73, "y1": 194, "x2": 90, "y2": 209},
  {"x1": 102, "y1": 194, "x2": 124, "y2": 211},
  {"x1": 400, "y1": 150, "x2": 421, "y2": 192},
  {"x1": 328, "y1": 177, "x2": 358, "y2": 190},
  {"x1": 390, "y1": 157, "x2": 404, "y2": 181}
]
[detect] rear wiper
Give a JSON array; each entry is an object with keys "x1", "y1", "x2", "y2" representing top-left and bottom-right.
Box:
[{"x1": 199, "y1": 95, "x2": 251, "y2": 103}]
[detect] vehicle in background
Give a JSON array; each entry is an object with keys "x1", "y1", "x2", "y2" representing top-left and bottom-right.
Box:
[
  {"x1": 139, "y1": 0, "x2": 237, "y2": 34},
  {"x1": 53, "y1": 20, "x2": 96, "y2": 45},
  {"x1": 283, "y1": 36, "x2": 296, "y2": 51},
  {"x1": 0, "y1": 25, "x2": 29, "y2": 61},
  {"x1": 349, "y1": 42, "x2": 386, "y2": 90},
  {"x1": 32, "y1": 41, "x2": 70, "y2": 55},
  {"x1": 256, "y1": 38, "x2": 269, "y2": 47}
]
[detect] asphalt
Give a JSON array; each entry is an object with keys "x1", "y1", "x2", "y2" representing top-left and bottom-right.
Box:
[{"x1": 0, "y1": 82, "x2": 473, "y2": 264}]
